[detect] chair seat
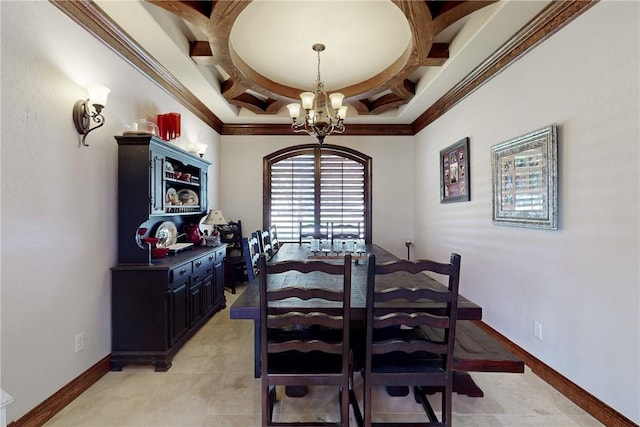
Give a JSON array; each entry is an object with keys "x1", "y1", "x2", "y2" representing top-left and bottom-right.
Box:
[
  {"x1": 370, "y1": 351, "x2": 444, "y2": 374},
  {"x1": 268, "y1": 350, "x2": 344, "y2": 375}
]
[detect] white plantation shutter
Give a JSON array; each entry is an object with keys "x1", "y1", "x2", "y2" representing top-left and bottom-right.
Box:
[
  {"x1": 320, "y1": 154, "x2": 365, "y2": 231},
  {"x1": 266, "y1": 145, "x2": 370, "y2": 243},
  {"x1": 270, "y1": 153, "x2": 315, "y2": 241}
]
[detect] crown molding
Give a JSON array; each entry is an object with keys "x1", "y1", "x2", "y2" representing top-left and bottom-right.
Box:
[
  {"x1": 221, "y1": 123, "x2": 414, "y2": 137},
  {"x1": 50, "y1": 0, "x2": 224, "y2": 134},
  {"x1": 412, "y1": 0, "x2": 599, "y2": 133},
  {"x1": 51, "y1": 0, "x2": 598, "y2": 138}
]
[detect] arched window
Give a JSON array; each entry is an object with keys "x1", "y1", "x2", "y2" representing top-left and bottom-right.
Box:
[{"x1": 264, "y1": 144, "x2": 372, "y2": 243}]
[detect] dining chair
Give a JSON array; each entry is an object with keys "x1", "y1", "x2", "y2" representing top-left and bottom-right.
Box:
[
  {"x1": 269, "y1": 224, "x2": 280, "y2": 254},
  {"x1": 260, "y1": 229, "x2": 274, "y2": 259},
  {"x1": 259, "y1": 253, "x2": 356, "y2": 426},
  {"x1": 330, "y1": 222, "x2": 362, "y2": 244},
  {"x1": 298, "y1": 221, "x2": 330, "y2": 244},
  {"x1": 359, "y1": 253, "x2": 461, "y2": 427},
  {"x1": 242, "y1": 234, "x2": 261, "y2": 284}
]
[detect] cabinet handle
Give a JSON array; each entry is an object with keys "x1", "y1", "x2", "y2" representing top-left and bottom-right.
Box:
[
  {"x1": 179, "y1": 268, "x2": 187, "y2": 276},
  {"x1": 195, "y1": 261, "x2": 202, "y2": 267},
  {"x1": 208, "y1": 256, "x2": 214, "y2": 261}
]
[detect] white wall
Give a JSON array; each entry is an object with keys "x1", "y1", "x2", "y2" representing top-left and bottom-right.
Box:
[
  {"x1": 0, "y1": 2, "x2": 221, "y2": 421},
  {"x1": 414, "y1": 1, "x2": 639, "y2": 423},
  {"x1": 220, "y1": 135, "x2": 415, "y2": 259}
]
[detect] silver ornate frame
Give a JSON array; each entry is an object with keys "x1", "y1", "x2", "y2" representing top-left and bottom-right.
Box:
[{"x1": 491, "y1": 125, "x2": 558, "y2": 229}]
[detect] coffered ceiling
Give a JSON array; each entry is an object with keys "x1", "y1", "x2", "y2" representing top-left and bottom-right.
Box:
[{"x1": 54, "y1": 0, "x2": 597, "y2": 135}]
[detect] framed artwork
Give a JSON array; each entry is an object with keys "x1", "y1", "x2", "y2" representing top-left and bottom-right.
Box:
[
  {"x1": 440, "y1": 137, "x2": 470, "y2": 203},
  {"x1": 491, "y1": 124, "x2": 558, "y2": 229}
]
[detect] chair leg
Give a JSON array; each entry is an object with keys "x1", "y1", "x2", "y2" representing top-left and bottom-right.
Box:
[
  {"x1": 349, "y1": 373, "x2": 363, "y2": 427},
  {"x1": 414, "y1": 386, "x2": 439, "y2": 423},
  {"x1": 442, "y1": 384, "x2": 452, "y2": 426},
  {"x1": 363, "y1": 377, "x2": 371, "y2": 427},
  {"x1": 268, "y1": 385, "x2": 277, "y2": 424}
]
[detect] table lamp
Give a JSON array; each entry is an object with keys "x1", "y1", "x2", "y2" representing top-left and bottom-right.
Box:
[{"x1": 201, "y1": 209, "x2": 228, "y2": 246}]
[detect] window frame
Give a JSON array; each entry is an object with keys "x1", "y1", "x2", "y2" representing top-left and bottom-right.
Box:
[{"x1": 263, "y1": 143, "x2": 372, "y2": 243}]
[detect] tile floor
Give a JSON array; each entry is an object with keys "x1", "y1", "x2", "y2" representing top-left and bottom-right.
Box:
[{"x1": 45, "y1": 284, "x2": 602, "y2": 426}]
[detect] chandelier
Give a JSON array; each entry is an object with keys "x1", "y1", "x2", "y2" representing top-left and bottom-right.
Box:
[{"x1": 286, "y1": 44, "x2": 348, "y2": 145}]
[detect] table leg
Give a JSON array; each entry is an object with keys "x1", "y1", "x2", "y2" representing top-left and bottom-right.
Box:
[{"x1": 452, "y1": 371, "x2": 484, "y2": 397}]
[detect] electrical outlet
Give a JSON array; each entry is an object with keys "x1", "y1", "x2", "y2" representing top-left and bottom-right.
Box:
[
  {"x1": 533, "y1": 321, "x2": 543, "y2": 340},
  {"x1": 75, "y1": 333, "x2": 85, "y2": 353}
]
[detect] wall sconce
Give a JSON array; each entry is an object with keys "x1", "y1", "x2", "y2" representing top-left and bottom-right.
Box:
[
  {"x1": 72, "y1": 85, "x2": 110, "y2": 146},
  {"x1": 186, "y1": 141, "x2": 208, "y2": 158}
]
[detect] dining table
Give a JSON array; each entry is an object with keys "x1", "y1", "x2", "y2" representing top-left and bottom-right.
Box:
[{"x1": 229, "y1": 242, "x2": 521, "y2": 397}]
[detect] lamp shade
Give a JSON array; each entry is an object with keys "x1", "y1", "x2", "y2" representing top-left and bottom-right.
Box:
[
  {"x1": 329, "y1": 93, "x2": 344, "y2": 110},
  {"x1": 337, "y1": 105, "x2": 348, "y2": 119},
  {"x1": 87, "y1": 85, "x2": 110, "y2": 107},
  {"x1": 202, "y1": 209, "x2": 228, "y2": 226},
  {"x1": 286, "y1": 103, "x2": 301, "y2": 119},
  {"x1": 300, "y1": 92, "x2": 315, "y2": 110}
]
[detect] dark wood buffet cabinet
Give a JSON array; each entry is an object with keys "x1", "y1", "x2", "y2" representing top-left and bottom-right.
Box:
[{"x1": 111, "y1": 135, "x2": 227, "y2": 371}]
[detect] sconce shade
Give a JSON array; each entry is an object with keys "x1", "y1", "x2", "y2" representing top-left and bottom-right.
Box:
[
  {"x1": 88, "y1": 85, "x2": 110, "y2": 107},
  {"x1": 202, "y1": 209, "x2": 228, "y2": 226}
]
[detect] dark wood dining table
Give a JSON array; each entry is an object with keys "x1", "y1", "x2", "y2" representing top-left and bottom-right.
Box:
[
  {"x1": 231, "y1": 243, "x2": 482, "y2": 321},
  {"x1": 229, "y1": 243, "x2": 521, "y2": 397}
]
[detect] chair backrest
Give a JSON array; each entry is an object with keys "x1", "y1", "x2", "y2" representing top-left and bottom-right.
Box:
[
  {"x1": 222, "y1": 220, "x2": 243, "y2": 258},
  {"x1": 269, "y1": 224, "x2": 280, "y2": 253},
  {"x1": 259, "y1": 253, "x2": 352, "y2": 373},
  {"x1": 365, "y1": 253, "x2": 461, "y2": 369},
  {"x1": 259, "y1": 229, "x2": 273, "y2": 259},
  {"x1": 330, "y1": 222, "x2": 362, "y2": 242},
  {"x1": 242, "y1": 234, "x2": 261, "y2": 283},
  {"x1": 298, "y1": 221, "x2": 330, "y2": 244}
]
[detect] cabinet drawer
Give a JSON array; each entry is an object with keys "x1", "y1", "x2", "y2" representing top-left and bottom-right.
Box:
[
  {"x1": 170, "y1": 263, "x2": 192, "y2": 283},
  {"x1": 214, "y1": 245, "x2": 227, "y2": 262},
  {"x1": 193, "y1": 253, "x2": 215, "y2": 278}
]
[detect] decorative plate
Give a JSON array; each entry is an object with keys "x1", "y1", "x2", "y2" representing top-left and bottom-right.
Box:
[
  {"x1": 165, "y1": 188, "x2": 178, "y2": 205},
  {"x1": 155, "y1": 221, "x2": 177, "y2": 247},
  {"x1": 177, "y1": 189, "x2": 199, "y2": 206}
]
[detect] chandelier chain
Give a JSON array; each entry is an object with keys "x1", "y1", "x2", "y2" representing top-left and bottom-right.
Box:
[{"x1": 316, "y1": 48, "x2": 321, "y2": 84}]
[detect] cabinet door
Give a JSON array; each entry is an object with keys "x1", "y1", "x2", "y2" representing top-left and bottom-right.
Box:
[
  {"x1": 151, "y1": 154, "x2": 165, "y2": 214},
  {"x1": 167, "y1": 279, "x2": 189, "y2": 347},
  {"x1": 189, "y1": 278, "x2": 205, "y2": 327},
  {"x1": 203, "y1": 274, "x2": 215, "y2": 314}
]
